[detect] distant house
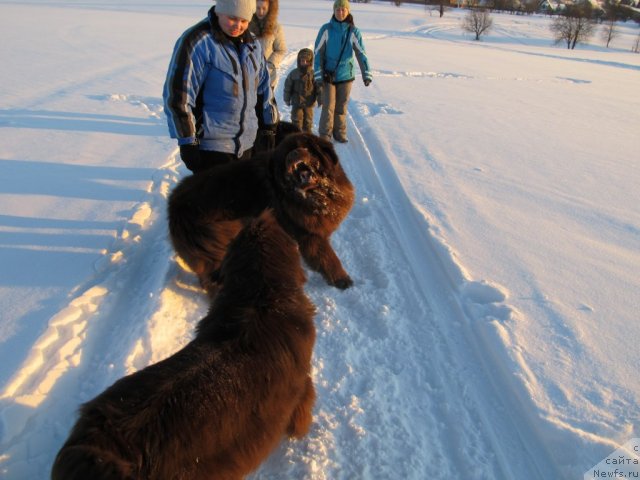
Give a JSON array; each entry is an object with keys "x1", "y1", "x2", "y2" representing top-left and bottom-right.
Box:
[{"x1": 538, "y1": 0, "x2": 564, "y2": 12}]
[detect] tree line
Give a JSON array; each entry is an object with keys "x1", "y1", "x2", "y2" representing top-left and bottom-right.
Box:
[{"x1": 376, "y1": 0, "x2": 640, "y2": 51}]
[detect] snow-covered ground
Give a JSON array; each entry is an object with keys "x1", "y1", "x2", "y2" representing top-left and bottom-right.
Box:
[{"x1": 1, "y1": 1, "x2": 639, "y2": 478}]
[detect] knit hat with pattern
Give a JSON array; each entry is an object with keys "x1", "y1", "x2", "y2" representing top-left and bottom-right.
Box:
[{"x1": 216, "y1": 0, "x2": 256, "y2": 21}]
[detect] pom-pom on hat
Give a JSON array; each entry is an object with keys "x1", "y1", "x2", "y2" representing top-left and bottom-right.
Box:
[
  {"x1": 333, "y1": 0, "x2": 350, "y2": 11},
  {"x1": 216, "y1": 0, "x2": 257, "y2": 21}
]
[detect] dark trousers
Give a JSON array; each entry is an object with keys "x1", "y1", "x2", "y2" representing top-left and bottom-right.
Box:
[{"x1": 192, "y1": 149, "x2": 252, "y2": 174}]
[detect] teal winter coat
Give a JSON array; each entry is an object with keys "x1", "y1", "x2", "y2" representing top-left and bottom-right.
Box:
[{"x1": 313, "y1": 15, "x2": 372, "y2": 85}]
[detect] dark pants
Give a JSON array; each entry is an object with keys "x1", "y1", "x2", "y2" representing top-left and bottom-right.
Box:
[{"x1": 192, "y1": 149, "x2": 252, "y2": 174}]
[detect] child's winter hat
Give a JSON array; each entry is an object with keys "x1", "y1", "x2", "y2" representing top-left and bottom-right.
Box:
[
  {"x1": 298, "y1": 48, "x2": 314, "y2": 62},
  {"x1": 216, "y1": 0, "x2": 256, "y2": 21},
  {"x1": 297, "y1": 48, "x2": 314, "y2": 68},
  {"x1": 333, "y1": 0, "x2": 350, "y2": 11}
]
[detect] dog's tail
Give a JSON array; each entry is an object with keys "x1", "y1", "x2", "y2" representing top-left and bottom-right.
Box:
[{"x1": 51, "y1": 444, "x2": 135, "y2": 480}]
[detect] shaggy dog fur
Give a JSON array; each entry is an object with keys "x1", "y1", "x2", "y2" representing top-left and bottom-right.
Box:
[
  {"x1": 51, "y1": 211, "x2": 317, "y2": 480},
  {"x1": 254, "y1": 120, "x2": 301, "y2": 154},
  {"x1": 275, "y1": 120, "x2": 301, "y2": 143},
  {"x1": 168, "y1": 132, "x2": 355, "y2": 295}
]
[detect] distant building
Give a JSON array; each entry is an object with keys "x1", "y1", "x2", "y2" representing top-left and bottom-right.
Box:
[{"x1": 538, "y1": 0, "x2": 564, "y2": 12}]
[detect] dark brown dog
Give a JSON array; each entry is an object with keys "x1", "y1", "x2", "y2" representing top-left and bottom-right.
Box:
[
  {"x1": 51, "y1": 211, "x2": 317, "y2": 480},
  {"x1": 168, "y1": 132, "x2": 355, "y2": 294}
]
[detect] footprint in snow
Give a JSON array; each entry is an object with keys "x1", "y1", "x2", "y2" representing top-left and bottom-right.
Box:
[
  {"x1": 460, "y1": 280, "x2": 514, "y2": 322},
  {"x1": 355, "y1": 102, "x2": 403, "y2": 117}
]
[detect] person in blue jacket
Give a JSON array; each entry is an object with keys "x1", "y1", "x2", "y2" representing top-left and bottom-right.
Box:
[
  {"x1": 163, "y1": 0, "x2": 279, "y2": 174},
  {"x1": 314, "y1": 0, "x2": 372, "y2": 143}
]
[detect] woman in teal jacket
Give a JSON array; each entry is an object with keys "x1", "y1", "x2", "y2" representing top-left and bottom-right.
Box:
[
  {"x1": 314, "y1": 0, "x2": 372, "y2": 143},
  {"x1": 163, "y1": 0, "x2": 279, "y2": 173}
]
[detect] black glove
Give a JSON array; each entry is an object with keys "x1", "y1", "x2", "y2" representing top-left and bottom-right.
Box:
[
  {"x1": 179, "y1": 144, "x2": 201, "y2": 173},
  {"x1": 364, "y1": 79, "x2": 371, "y2": 87},
  {"x1": 254, "y1": 125, "x2": 277, "y2": 153}
]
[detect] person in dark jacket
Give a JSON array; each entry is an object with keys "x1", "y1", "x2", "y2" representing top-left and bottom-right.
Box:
[
  {"x1": 314, "y1": 0, "x2": 371, "y2": 143},
  {"x1": 163, "y1": 0, "x2": 279, "y2": 174},
  {"x1": 283, "y1": 48, "x2": 320, "y2": 133}
]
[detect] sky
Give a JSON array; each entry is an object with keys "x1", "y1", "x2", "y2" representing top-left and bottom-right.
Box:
[{"x1": 0, "y1": 1, "x2": 639, "y2": 478}]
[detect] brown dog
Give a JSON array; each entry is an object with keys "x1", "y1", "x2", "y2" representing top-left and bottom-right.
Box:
[
  {"x1": 51, "y1": 211, "x2": 317, "y2": 480},
  {"x1": 168, "y1": 132, "x2": 355, "y2": 295}
]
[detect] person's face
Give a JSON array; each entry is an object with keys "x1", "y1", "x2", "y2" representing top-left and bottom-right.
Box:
[
  {"x1": 334, "y1": 7, "x2": 348, "y2": 21},
  {"x1": 218, "y1": 14, "x2": 249, "y2": 37},
  {"x1": 299, "y1": 57, "x2": 311, "y2": 71},
  {"x1": 256, "y1": 0, "x2": 269, "y2": 19}
]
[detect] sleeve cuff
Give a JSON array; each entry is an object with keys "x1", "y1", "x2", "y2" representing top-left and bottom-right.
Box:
[{"x1": 177, "y1": 137, "x2": 198, "y2": 146}]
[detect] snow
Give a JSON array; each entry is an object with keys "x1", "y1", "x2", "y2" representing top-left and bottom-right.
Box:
[{"x1": 1, "y1": 1, "x2": 639, "y2": 478}]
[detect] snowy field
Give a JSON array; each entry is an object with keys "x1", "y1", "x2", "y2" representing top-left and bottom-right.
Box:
[{"x1": 0, "y1": 0, "x2": 639, "y2": 478}]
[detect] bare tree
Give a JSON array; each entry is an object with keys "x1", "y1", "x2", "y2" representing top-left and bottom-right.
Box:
[
  {"x1": 550, "y1": 5, "x2": 596, "y2": 49},
  {"x1": 602, "y1": 0, "x2": 621, "y2": 48},
  {"x1": 462, "y1": 8, "x2": 494, "y2": 40},
  {"x1": 601, "y1": 18, "x2": 619, "y2": 48},
  {"x1": 522, "y1": 0, "x2": 538, "y2": 15},
  {"x1": 425, "y1": 0, "x2": 447, "y2": 18}
]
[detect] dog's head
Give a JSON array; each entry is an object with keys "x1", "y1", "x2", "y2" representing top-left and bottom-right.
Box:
[
  {"x1": 214, "y1": 210, "x2": 306, "y2": 294},
  {"x1": 270, "y1": 133, "x2": 349, "y2": 209}
]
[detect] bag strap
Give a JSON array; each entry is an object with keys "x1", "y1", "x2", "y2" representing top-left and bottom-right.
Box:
[
  {"x1": 325, "y1": 25, "x2": 351, "y2": 72},
  {"x1": 335, "y1": 26, "x2": 351, "y2": 69}
]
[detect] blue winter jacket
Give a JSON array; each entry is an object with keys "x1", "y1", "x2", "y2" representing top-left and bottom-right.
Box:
[
  {"x1": 163, "y1": 7, "x2": 278, "y2": 157},
  {"x1": 313, "y1": 16, "x2": 372, "y2": 85}
]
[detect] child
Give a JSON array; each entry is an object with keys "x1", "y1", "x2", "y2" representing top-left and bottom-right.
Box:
[{"x1": 283, "y1": 48, "x2": 320, "y2": 133}]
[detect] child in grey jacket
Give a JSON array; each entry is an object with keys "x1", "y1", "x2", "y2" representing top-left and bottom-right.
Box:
[{"x1": 283, "y1": 48, "x2": 320, "y2": 133}]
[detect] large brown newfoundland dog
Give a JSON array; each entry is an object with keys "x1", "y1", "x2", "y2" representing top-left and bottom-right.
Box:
[
  {"x1": 51, "y1": 211, "x2": 317, "y2": 480},
  {"x1": 168, "y1": 132, "x2": 355, "y2": 295}
]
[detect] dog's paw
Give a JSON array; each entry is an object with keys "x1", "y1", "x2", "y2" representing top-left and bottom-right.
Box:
[
  {"x1": 331, "y1": 275, "x2": 353, "y2": 290},
  {"x1": 287, "y1": 413, "x2": 313, "y2": 439}
]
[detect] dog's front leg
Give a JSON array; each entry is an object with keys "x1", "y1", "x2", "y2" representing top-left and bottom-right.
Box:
[
  {"x1": 287, "y1": 376, "x2": 316, "y2": 438},
  {"x1": 297, "y1": 234, "x2": 353, "y2": 289}
]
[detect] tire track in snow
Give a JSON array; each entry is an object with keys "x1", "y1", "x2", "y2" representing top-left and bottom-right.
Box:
[
  {"x1": 339, "y1": 105, "x2": 562, "y2": 479},
  {"x1": 254, "y1": 49, "x2": 555, "y2": 476},
  {"x1": 0, "y1": 153, "x2": 186, "y2": 478}
]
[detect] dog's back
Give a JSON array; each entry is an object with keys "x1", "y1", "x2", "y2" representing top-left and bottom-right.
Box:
[
  {"x1": 167, "y1": 158, "x2": 271, "y2": 293},
  {"x1": 52, "y1": 211, "x2": 316, "y2": 480}
]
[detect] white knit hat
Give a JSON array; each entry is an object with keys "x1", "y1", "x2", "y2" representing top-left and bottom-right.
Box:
[{"x1": 216, "y1": 0, "x2": 256, "y2": 21}]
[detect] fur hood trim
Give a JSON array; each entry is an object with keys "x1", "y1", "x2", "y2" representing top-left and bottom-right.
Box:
[{"x1": 250, "y1": 0, "x2": 280, "y2": 37}]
